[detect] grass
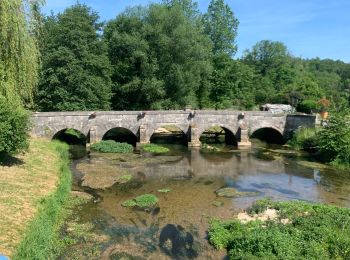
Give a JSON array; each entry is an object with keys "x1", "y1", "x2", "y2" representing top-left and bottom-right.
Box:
[
  {"x1": 209, "y1": 199, "x2": 350, "y2": 259},
  {"x1": 12, "y1": 140, "x2": 74, "y2": 260},
  {"x1": 0, "y1": 139, "x2": 63, "y2": 256},
  {"x1": 90, "y1": 140, "x2": 133, "y2": 153},
  {"x1": 140, "y1": 143, "x2": 170, "y2": 154},
  {"x1": 122, "y1": 194, "x2": 159, "y2": 208}
]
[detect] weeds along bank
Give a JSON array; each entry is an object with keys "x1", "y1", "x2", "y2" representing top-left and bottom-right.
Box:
[{"x1": 0, "y1": 139, "x2": 74, "y2": 259}]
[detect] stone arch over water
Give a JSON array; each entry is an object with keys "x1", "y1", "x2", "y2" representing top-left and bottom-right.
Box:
[
  {"x1": 52, "y1": 128, "x2": 88, "y2": 145},
  {"x1": 102, "y1": 127, "x2": 138, "y2": 146},
  {"x1": 149, "y1": 125, "x2": 189, "y2": 145},
  {"x1": 250, "y1": 127, "x2": 285, "y2": 144},
  {"x1": 199, "y1": 125, "x2": 238, "y2": 146}
]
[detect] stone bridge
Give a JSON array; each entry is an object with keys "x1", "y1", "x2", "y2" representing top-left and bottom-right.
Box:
[{"x1": 30, "y1": 110, "x2": 315, "y2": 148}]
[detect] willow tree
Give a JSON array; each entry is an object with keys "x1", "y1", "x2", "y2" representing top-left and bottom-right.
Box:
[
  {"x1": 0, "y1": 0, "x2": 42, "y2": 106},
  {"x1": 0, "y1": 0, "x2": 42, "y2": 154}
]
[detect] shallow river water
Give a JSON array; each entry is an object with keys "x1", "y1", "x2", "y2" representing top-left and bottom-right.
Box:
[{"x1": 62, "y1": 143, "x2": 350, "y2": 259}]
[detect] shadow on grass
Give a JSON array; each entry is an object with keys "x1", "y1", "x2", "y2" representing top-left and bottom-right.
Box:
[{"x1": 0, "y1": 152, "x2": 24, "y2": 167}]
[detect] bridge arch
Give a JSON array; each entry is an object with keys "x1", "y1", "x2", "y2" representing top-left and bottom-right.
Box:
[
  {"x1": 52, "y1": 128, "x2": 88, "y2": 145},
  {"x1": 199, "y1": 125, "x2": 238, "y2": 146},
  {"x1": 149, "y1": 125, "x2": 189, "y2": 145},
  {"x1": 250, "y1": 126, "x2": 285, "y2": 144},
  {"x1": 102, "y1": 127, "x2": 138, "y2": 146}
]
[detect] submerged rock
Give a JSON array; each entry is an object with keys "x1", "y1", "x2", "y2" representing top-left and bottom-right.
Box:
[
  {"x1": 70, "y1": 191, "x2": 94, "y2": 202},
  {"x1": 212, "y1": 201, "x2": 224, "y2": 207},
  {"x1": 215, "y1": 187, "x2": 260, "y2": 198}
]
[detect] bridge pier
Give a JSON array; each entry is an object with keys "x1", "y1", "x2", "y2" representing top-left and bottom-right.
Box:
[
  {"x1": 88, "y1": 127, "x2": 98, "y2": 144},
  {"x1": 237, "y1": 128, "x2": 251, "y2": 149},
  {"x1": 188, "y1": 124, "x2": 201, "y2": 148},
  {"x1": 137, "y1": 124, "x2": 150, "y2": 147}
]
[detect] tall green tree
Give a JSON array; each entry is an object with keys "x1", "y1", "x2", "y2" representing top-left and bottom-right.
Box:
[
  {"x1": 106, "y1": 3, "x2": 213, "y2": 109},
  {"x1": 104, "y1": 11, "x2": 165, "y2": 110},
  {"x1": 0, "y1": 0, "x2": 42, "y2": 106},
  {"x1": 243, "y1": 40, "x2": 296, "y2": 104},
  {"x1": 0, "y1": 0, "x2": 42, "y2": 154},
  {"x1": 203, "y1": 0, "x2": 239, "y2": 57},
  {"x1": 162, "y1": 0, "x2": 200, "y2": 21},
  {"x1": 37, "y1": 4, "x2": 112, "y2": 111}
]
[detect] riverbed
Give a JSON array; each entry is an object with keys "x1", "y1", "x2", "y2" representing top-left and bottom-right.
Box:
[{"x1": 60, "y1": 143, "x2": 350, "y2": 259}]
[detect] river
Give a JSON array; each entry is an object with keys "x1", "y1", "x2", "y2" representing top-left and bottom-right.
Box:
[{"x1": 60, "y1": 142, "x2": 350, "y2": 259}]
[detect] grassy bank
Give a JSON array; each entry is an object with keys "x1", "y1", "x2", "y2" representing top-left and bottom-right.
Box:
[
  {"x1": 209, "y1": 199, "x2": 350, "y2": 259},
  {"x1": 0, "y1": 139, "x2": 73, "y2": 258}
]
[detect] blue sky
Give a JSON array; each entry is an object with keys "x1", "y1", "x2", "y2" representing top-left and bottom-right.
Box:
[{"x1": 42, "y1": 0, "x2": 350, "y2": 62}]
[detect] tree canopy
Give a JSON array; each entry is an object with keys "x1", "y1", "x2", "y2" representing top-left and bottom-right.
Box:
[{"x1": 37, "y1": 4, "x2": 112, "y2": 111}]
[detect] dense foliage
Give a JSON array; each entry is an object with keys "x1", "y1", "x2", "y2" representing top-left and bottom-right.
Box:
[
  {"x1": 104, "y1": 3, "x2": 212, "y2": 109},
  {"x1": 35, "y1": 1, "x2": 350, "y2": 112},
  {"x1": 90, "y1": 140, "x2": 134, "y2": 153},
  {"x1": 209, "y1": 199, "x2": 350, "y2": 259},
  {"x1": 37, "y1": 4, "x2": 112, "y2": 111},
  {"x1": 0, "y1": 0, "x2": 41, "y2": 154},
  {"x1": 0, "y1": 0, "x2": 42, "y2": 106},
  {"x1": 290, "y1": 110, "x2": 350, "y2": 168},
  {"x1": 317, "y1": 110, "x2": 350, "y2": 168},
  {"x1": 0, "y1": 96, "x2": 29, "y2": 154}
]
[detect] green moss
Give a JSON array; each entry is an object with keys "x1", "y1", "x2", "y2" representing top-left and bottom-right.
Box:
[
  {"x1": 121, "y1": 199, "x2": 137, "y2": 207},
  {"x1": 90, "y1": 140, "x2": 133, "y2": 153},
  {"x1": 209, "y1": 199, "x2": 350, "y2": 259},
  {"x1": 141, "y1": 144, "x2": 169, "y2": 154},
  {"x1": 122, "y1": 194, "x2": 159, "y2": 208},
  {"x1": 118, "y1": 174, "x2": 133, "y2": 183}
]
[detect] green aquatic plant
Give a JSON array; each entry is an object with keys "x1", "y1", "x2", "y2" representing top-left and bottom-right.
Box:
[
  {"x1": 141, "y1": 144, "x2": 169, "y2": 154},
  {"x1": 157, "y1": 188, "x2": 171, "y2": 193},
  {"x1": 90, "y1": 140, "x2": 133, "y2": 153},
  {"x1": 121, "y1": 200, "x2": 137, "y2": 208},
  {"x1": 118, "y1": 174, "x2": 133, "y2": 183},
  {"x1": 122, "y1": 194, "x2": 159, "y2": 208},
  {"x1": 209, "y1": 199, "x2": 350, "y2": 259}
]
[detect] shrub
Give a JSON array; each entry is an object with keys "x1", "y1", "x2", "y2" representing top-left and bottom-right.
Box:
[
  {"x1": 140, "y1": 143, "x2": 169, "y2": 154},
  {"x1": 316, "y1": 110, "x2": 350, "y2": 168},
  {"x1": 297, "y1": 99, "x2": 318, "y2": 114},
  {"x1": 209, "y1": 200, "x2": 350, "y2": 259},
  {"x1": 289, "y1": 127, "x2": 318, "y2": 151},
  {"x1": 90, "y1": 140, "x2": 133, "y2": 153},
  {"x1": 0, "y1": 95, "x2": 29, "y2": 155}
]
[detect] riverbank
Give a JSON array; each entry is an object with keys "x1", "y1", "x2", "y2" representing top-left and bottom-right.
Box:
[
  {"x1": 209, "y1": 199, "x2": 350, "y2": 259},
  {"x1": 0, "y1": 139, "x2": 73, "y2": 258}
]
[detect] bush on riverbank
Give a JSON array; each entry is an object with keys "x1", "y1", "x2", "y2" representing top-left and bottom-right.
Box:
[
  {"x1": 90, "y1": 140, "x2": 133, "y2": 153},
  {"x1": 209, "y1": 199, "x2": 350, "y2": 259},
  {"x1": 12, "y1": 141, "x2": 72, "y2": 259},
  {"x1": 317, "y1": 110, "x2": 350, "y2": 168},
  {"x1": 289, "y1": 127, "x2": 318, "y2": 151},
  {"x1": 290, "y1": 110, "x2": 350, "y2": 169},
  {"x1": 140, "y1": 143, "x2": 169, "y2": 154},
  {"x1": 0, "y1": 95, "x2": 29, "y2": 155}
]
